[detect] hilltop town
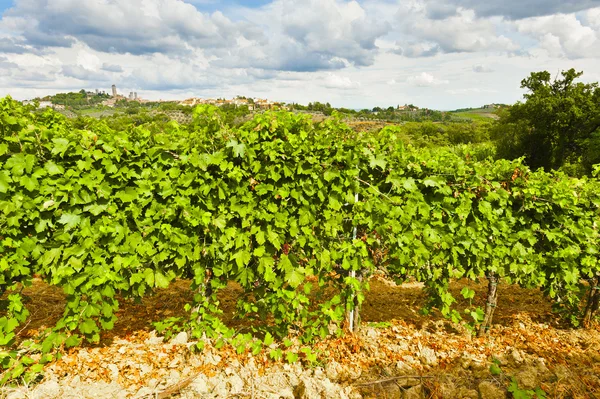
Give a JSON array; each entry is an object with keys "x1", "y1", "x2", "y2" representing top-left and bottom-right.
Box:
[
  {"x1": 177, "y1": 96, "x2": 283, "y2": 111},
  {"x1": 23, "y1": 84, "x2": 283, "y2": 112},
  {"x1": 20, "y1": 84, "x2": 506, "y2": 127}
]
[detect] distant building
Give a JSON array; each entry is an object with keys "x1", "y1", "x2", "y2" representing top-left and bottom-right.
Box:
[
  {"x1": 177, "y1": 96, "x2": 282, "y2": 111},
  {"x1": 254, "y1": 98, "x2": 275, "y2": 110},
  {"x1": 22, "y1": 100, "x2": 64, "y2": 110},
  {"x1": 102, "y1": 98, "x2": 117, "y2": 107},
  {"x1": 179, "y1": 97, "x2": 204, "y2": 106},
  {"x1": 483, "y1": 104, "x2": 504, "y2": 109},
  {"x1": 129, "y1": 92, "x2": 134, "y2": 100},
  {"x1": 111, "y1": 84, "x2": 117, "y2": 98},
  {"x1": 397, "y1": 104, "x2": 419, "y2": 111}
]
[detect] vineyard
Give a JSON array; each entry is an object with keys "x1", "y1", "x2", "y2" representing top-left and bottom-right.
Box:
[{"x1": 1, "y1": 96, "x2": 600, "y2": 395}]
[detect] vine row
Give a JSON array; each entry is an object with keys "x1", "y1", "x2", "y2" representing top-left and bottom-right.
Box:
[{"x1": 1, "y1": 97, "x2": 599, "y2": 383}]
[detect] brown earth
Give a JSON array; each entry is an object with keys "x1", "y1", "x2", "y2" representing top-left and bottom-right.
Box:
[
  {"x1": 2, "y1": 276, "x2": 599, "y2": 398},
  {"x1": 11, "y1": 276, "x2": 559, "y2": 344}
]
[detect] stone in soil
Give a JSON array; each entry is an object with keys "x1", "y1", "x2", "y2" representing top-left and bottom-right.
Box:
[
  {"x1": 404, "y1": 385, "x2": 423, "y2": 399},
  {"x1": 478, "y1": 381, "x2": 506, "y2": 399}
]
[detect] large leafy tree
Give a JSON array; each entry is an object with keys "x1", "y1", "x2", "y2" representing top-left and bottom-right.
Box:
[{"x1": 493, "y1": 69, "x2": 600, "y2": 175}]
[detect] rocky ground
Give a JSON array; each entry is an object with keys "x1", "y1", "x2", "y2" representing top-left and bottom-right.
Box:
[{"x1": 1, "y1": 276, "x2": 599, "y2": 398}]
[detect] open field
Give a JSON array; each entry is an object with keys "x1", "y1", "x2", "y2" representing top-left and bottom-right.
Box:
[
  {"x1": 75, "y1": 108, "x2": 118, "y2": 118},
  {"x1": 451, "y1": 109, "x2": 499, "y2": 121}
]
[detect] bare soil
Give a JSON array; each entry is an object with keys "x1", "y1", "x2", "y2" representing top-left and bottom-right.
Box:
[{"x1": 2, "y1": 276, "x2": 599, "y2": 398}]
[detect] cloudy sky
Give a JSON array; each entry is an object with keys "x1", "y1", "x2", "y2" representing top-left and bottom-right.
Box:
[{"x1": 0, "y1": 0, "x2": 599, "y2": 110}]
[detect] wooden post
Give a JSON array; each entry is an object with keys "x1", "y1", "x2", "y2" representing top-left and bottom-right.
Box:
[
  {"x1": 192, "y1": 268, "x2": 213, "y2": 324},
  {"x1": 583, "y1": 276, "x2": 600, "y2": 328},
  {"x1": 478, "y1": 271, "x2": 499, "y2": 337},
  {"x1": 349, "y1": 193, "x2": 361, "y2": 333}
]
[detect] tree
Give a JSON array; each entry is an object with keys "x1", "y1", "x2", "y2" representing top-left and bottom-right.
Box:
[{"x1": 492, "y1": 69, "x2": 600, "y2": 175}]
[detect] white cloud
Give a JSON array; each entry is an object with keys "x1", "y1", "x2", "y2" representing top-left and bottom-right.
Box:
[
  {"x1": 61, "y1": 65, "x2": 109, "y2": 82},
  {"x1": 515, "y1": 12, "x2": 600, "y2": 59},
  {"x1": 407, "y1": 72, "x2": 449, "y2": 86},
  {"x1": 214, "y1": 0, "x2": 390, "y2": 71},
  {"x1": 76, "y1": 50, "x2": 101, "y2": 71},
  {"x1": 101, "y1": 63, "x2": 124, "y2": 73},
  {"x1": 122, "y1": 53, "x2": 215, "y2": 91},
  {"x1": 583, "y1": 7, "x2": 600, "y2": 29},
  {"x1": 0, "y1": 0, "x2": 251, "y2": 55},
  {"x1": 393, "y1": 6, "x2": 520, "y2": 57},
  {"x1": 473, "y1": 64, "x2": 494, "y2": 73},
  {"x1": 447, "y1": 87, "x2": 497, "y2": 94},
  {"x1": 1, "y1": 0, "x2": 388, "y2": 73},
  {"x1": 427, "y1": 0, "x2": 598, "y2": 20},
  {"x1": 0, "y1": 56, "x2": 18, "y2": 71},
  {"x1": 394, "y1": 42, "x2": 441, "y2": 57},
  {"x1": 323, "y1": 73, "x2": 360, "y2": 89}
]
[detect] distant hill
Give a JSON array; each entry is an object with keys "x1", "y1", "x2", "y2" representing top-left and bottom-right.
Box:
[
  {"x1": 448, "y1": 104, "x2": 507, "y2": 121},
  {"x1": 449, "y1": 104, "x2": 508, "y2": 112},
  {"x1": 38, "y1": 89, "x2": 111, "y2": 108}
]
